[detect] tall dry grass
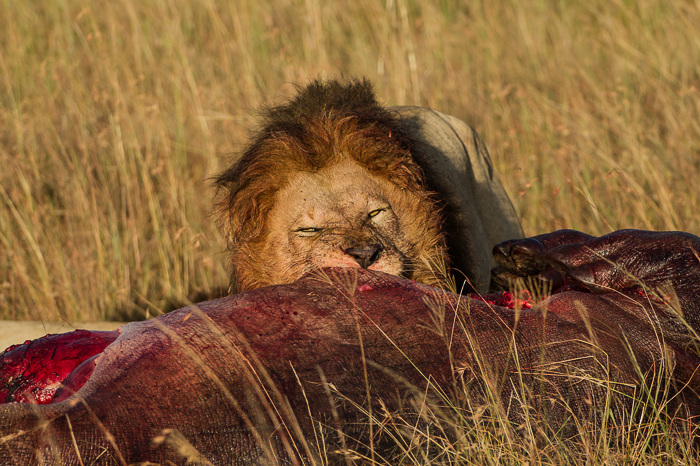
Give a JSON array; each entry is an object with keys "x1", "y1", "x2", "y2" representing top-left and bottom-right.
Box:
[{"x1": 0, "y1": 0, "x2": 698, "y2": 321}]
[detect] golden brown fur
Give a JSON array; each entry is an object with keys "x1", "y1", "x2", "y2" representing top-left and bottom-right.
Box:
[{"x1": 214, "y1": 78, "x2": 448, "y2": 293}]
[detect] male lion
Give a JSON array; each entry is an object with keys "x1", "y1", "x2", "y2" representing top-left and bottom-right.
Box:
[{"x1": 214, "y1": 78, "x2": 522, "y2": 293}]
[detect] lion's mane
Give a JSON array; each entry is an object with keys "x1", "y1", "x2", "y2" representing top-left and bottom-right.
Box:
[{"x1": 214, "y1": 78, "x2": 447, "y2": 292}]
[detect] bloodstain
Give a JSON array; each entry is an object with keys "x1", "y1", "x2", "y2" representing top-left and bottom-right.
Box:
[
  {"x1": 0, "y1": 329, "x2": 119, "y2": 404},
  {"x1": 469, "y1": 290, "x2": 538, "y2": 309}
]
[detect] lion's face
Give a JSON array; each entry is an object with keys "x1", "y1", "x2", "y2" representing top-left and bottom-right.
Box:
[
  {"x1": 215, "y1": 78, "x2": 451, "y2": 292},
  {"x1": 262, "y1": 160, "x2": 434, "y2": 284}
]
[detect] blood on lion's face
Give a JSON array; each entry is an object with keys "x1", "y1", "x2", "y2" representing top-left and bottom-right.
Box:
[{"x1": 265, "y1": 160, "x2": 423, "y2": 283}]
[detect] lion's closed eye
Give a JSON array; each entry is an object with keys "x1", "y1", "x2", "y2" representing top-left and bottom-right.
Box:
[{"x1": 296, "y1": 227, "x2": 323, "y2": 235}]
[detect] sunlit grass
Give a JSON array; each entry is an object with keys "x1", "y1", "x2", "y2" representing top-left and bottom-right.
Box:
[
  {"x1": 2, "y1": 2, "x2": 699, "y2": 463},
  {"x1": 0, "y1": 1, "x2": 698, "y2": 322}
]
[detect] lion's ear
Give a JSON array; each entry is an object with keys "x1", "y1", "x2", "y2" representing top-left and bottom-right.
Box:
[
  {"x1": 220, "y1": 207, "x2": 247, "y2": 246},
  {"x1": 224, "y1": 188, "x2": 276, "y2": 249},
  {"x1": 212, "y1": 194, "x2": 235, "y2": 243}
]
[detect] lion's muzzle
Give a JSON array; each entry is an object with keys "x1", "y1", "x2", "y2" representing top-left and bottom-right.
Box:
[{"x1": 342, "y1": 243, "x2": 384, "y2": 268}]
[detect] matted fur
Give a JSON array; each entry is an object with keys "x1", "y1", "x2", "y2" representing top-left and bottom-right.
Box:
[{"x1": 214, "y1": 78, "x2": 448, "y2": 292}]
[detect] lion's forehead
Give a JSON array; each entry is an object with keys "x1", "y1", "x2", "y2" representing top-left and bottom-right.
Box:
[{"x1": 273, "y1": 161, "x2": 400, "y2": 225}]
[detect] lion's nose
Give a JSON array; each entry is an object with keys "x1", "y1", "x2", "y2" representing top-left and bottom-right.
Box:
[{"x1": 343, "y1": 244, "x2": 384, "y2": 268}]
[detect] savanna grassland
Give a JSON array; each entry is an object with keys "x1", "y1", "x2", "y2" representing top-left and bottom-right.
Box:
[
  {"x1": 0, "y1": 0, "x2": 699, "y2": 321},
  {"x1": 1, "y1": 2, "x2": 700, "y2": 464}
]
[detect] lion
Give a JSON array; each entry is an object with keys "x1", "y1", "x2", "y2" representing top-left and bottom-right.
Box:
[{"x1": 214, "y1": 78, "x2": 523, "y2": 293}]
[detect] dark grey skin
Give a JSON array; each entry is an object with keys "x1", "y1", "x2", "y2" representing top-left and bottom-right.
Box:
[{"x1": 1, "y1": 230, "x2": 700, "y2": 465}]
